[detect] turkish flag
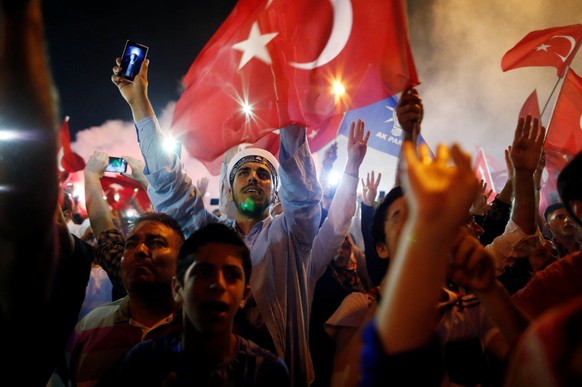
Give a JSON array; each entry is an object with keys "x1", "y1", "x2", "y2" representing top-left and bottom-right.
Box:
[
  {"x1": 501, "y1": 24, "x2": 582, "y2": 77},
  {"x1": 172, "y1": 0, "x2": 419, "y2": 174},
  {"x1": 58, "y1": 116, "x2": 86, "y2": 173},
  {"x1": 100, "y1": 175, "x2": 152, "y2": 212},
  {"x1": 518, "y1": 89, "x2": 541, "y2": 121},
  {"x1": 473, "y1": 147, "x2": 497, "y2": 197},
  {"x1": 545, "y1": 69, "x2": 582, "y2": 156}
]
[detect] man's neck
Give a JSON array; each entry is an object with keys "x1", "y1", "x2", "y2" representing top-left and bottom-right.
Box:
[
  {"x1": 128, "y1": 291, "x2": 178, "y2": 328},
  {"x1": 235, "y1": 212, "x2": 269, "y2": 235},
  {"x1": 183, "y1": 329, "x2": 237, "y2": 364}
]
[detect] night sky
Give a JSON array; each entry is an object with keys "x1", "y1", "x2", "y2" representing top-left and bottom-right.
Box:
[{"x1": 42, "y1": 1, "x2": 237, "y2": 135}]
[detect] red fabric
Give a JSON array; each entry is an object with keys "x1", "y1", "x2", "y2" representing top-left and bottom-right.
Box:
[
  {"x1": 540, "y1": 70, "x2": 582, "y2": 216},
  {"x1": 172, "y1": 0, "x2": 419, "y2": 174},
  {"x1": 501, "y1": 24, "x2": 582, "y2": 77},
  {"x1": 100, "y1": 175, "x2": 151, "y2": 212},
  {"x1": 473, "y1": 147, "x2": 497, "y2": 197},
  {"x1": 59, "y1": 116, "x2": 86, "y2": 173},
  {"x1": 545, "y1": 69, "x2": 582, "y2": 156},
  {"x1": 538, "y1": 145, "x2": 568, "y2": 219},
  {"x1": 512, "y1": 250, "x2": 582, "y2": 319},
  {"x1": 518, "y1": 89, "x2": 541, "y2": 121}
]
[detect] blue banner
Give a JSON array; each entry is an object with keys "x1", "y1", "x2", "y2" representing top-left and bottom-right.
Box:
[{"x1": 338, "y1": 96, "x2": 430, "y2": 157}]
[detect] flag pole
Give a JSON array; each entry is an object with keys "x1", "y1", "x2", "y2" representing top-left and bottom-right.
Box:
[
  {"x1": 540, "y1": 76, "x2": 563, "y2": 118},
  {"x1": 543, "y1": 66, "x2": 570, "y2": 146}
]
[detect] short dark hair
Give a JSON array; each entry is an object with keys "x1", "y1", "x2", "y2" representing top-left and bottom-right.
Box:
[
  {"x1": 543, "y1": 202, "x2": 565, "y2": 223},
  {"x1": 557, "y1": 151, "x2": 582, "y2": 226},
  {"x1": 130, "y1": 212, "x2": 185, "y2": 243},
  {"x1": 176, "y1": 223, "x2": 251, "y2": 285},
  {"x1": 371, "y1": 186, "x2": 404, "y2": 246}
]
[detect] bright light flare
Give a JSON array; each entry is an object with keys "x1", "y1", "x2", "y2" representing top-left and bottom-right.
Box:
[
  {"x1": 162, "y1": 136, "x2": 180, "y2": 154},
  {"x1": 0, "y1": 130, "x2": 23, "y2": 141},
  {"x1": 327, "y1": 171, "x2": 341, "y2": 187},
  {"x1": 0, "y1": 129, "x2": 39, "y2": 142},
  {"x1": 332, "y1": 81, "x2": 346, "y2": 96},
  {"x1": 125, "y1": 208, "x2": 138, "y2": 218},
  {"x1": 241, "y1": 101, "x2": 253, "y2": 117},
  {"x1": 327, "y1": 73, "x2": 352, "y2": 110}
]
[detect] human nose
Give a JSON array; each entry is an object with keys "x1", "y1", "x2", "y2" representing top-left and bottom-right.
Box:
[
  {"x1": 131, "y1": 242, "x2": 149, "y2": 259},
  {"x1": 247, "y1": 170, "x2": 258, "y2": 183},
  {"x1": 209, "y1": 271, "x2": 226, "y2": 292}
]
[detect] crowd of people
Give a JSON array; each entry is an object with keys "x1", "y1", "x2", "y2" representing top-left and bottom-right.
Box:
[{"x1": 2, "y1": 1, "x2": 582, "y2": 386}]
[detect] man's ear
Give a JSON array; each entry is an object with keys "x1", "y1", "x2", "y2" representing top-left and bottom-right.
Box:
[
  {"x1": 239, "y1": 284, "x2": 251, "y2": 309},
  {"x1": 227, "y1": 187, "x2": 233, "y2": 202},
  {"x1": 172, "y1": 276, "x2": 183, "y2": 303},
  {"x1": 376, "y1": 242, "x2": 390, "y2": 260}
]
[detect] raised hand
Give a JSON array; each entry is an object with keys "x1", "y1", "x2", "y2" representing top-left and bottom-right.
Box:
[
  {"x1": 322, "y1": 141, "x2": 338, "y2": 170},
  {"x1": 504, "y1": 146, "x2": 514, "y2": 182},
  {"x1": 470, "y1": 179, "x2": 493, "y2": 216},
  {"x1": 111, "y1": 57, "x2": 153, "y2": 121},
  {"x1": 401, "y1": 142, "x2": 480, "y2": 226},
  {"x1": 396, "y1": 87, "x2": 423, "y2": 141},
  {"x1": 85, "y1": 151, "x2": 109, "y2": 178},
  {"x1": 361, "y1": 171, "x2": 382, "y2": 206},
  {"x1": 196, "y1": 176, "x2": 209, "y2": 198},
  {"x1": 510, "y1": 115, "x2": 546, "y2": 174},
  {"x1": 121, "y1": 155, "x2": 148, "y2": 189},
  {"x1": 345, "y1": 119, "x2": 370, "y2": 177}
]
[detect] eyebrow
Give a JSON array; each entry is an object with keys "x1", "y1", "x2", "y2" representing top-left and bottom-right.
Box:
[
  {"x1": 125, "y1": 233, "x2": 167, "y2": 243},
  {"x1": 238, "y1": 165, "x2": 271, "y2": 175}
]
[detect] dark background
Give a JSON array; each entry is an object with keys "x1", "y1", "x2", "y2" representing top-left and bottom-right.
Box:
[{"x1": 42, "y1": 0, "x2": 238, "y2": 135}]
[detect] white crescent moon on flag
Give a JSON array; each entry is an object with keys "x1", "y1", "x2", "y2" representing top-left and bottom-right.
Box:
[
  {"x1": 579, "y1": 113, "x2": 582, "y2": 130},
  {"x1": 289, "y1": 0, "x2": 353, "y2": 70},
  {"x1": 550, "y1": 35, "x2": 576, "y2": 62}
]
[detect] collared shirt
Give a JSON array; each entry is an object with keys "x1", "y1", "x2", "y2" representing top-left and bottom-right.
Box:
[
  {"x1": 135, "y1": 116, "x2": 322, "y2": 387},
  {"x1": 68, "y1": 296, "x2": 181, "y2": 386},
  {"x1": 118, "y1": 332, "x2": 290, "y2": 387}
]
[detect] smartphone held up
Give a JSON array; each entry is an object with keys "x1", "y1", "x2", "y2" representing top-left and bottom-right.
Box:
[
  {"x1": 120, "y1": 40, "x2": 149, "y2": 82},
  {"x1": 105, "y1": 157, "x2": 128, "y2": 173}
]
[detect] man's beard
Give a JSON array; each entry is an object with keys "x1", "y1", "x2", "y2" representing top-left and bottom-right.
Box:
[{"x1": 232, "y1": 194, "x2": 270, "y2": 218}]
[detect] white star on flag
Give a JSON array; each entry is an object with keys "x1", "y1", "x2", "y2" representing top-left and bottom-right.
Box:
[
  {"x1": 232, "y1": 22, "x2": 278, "y2": 70},
  {"x1": 308, "y1": 129, "x2": 318, "y2": 140},
  {"x1": 536, "y1": 43, "x2": 550, "y2": 51}
]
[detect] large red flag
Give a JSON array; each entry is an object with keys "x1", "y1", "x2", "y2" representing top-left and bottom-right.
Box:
[
  {"x1": 501, "y1": 24, "x2": 582, "y2": 77},
  {"x1": 58, "y1": 116, "x2": 86, "y2": 173},
  {"x1": 172, "y1": 0, "x2": 419, "y2": 174},
  {"x1": 545, "y1": 69, "x2": 582, "y2": 155},
  {"x1": 519, "y1": 89, "x2": 541, "y2": 121}
]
